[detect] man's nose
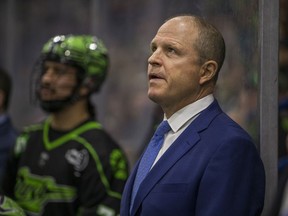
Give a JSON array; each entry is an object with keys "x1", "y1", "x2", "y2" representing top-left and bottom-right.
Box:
[
  {"x1": 41, "y1": 68, "x2": 55, "y2": 83},
  {"x1": 148, "y1": 50, "x2": 162, "y2": 66}
]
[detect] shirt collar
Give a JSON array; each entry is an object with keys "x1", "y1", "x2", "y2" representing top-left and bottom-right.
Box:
[{"x1": 166, "y1": 94, "x2": 214, "y2": 133}]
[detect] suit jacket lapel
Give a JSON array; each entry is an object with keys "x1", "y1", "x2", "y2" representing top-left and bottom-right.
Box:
[
  {"x1": 131, "y1": 128, "x2": 200, "y2": 215},
  {"x1": 130, "y1": 100, "x2": 222, "y2": 215}
]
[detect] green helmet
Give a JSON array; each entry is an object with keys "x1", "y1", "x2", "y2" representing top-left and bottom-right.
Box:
[
  {"x1": 32, "y1": 34, "x2": 109, "y2": 113},
  {"x1": 41, "y1": 34, "x2": 109, "y2": 92}
]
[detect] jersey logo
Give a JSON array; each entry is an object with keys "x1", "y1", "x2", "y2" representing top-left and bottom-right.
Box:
[
  {"x1": 110, "y1": 149, "x2": 128, "y2": 180},
  {"x1": 14, "y1": 167, "x2": 76, "y2": 214},
  {"x1": 38, "y1": 152, "x2": 50, "y2": 167},
  {"x1": 65, "y1": 148, "x2": 89, "y2": 177}
]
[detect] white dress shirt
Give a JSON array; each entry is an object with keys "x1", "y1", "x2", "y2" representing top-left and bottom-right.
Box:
[{"x1": 152, "y1": 94, "x2": 214, "y2": 167}]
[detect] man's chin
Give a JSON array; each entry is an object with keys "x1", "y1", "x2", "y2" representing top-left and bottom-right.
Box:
[
  {"x1": 148, "y1": 92, "x2": 161, "y2": 104},
  {"x1": 39, "y1": 100, "x2": 69, "y2": 113}
]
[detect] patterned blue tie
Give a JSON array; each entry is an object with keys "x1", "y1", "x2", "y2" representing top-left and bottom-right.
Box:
[{"x1": 130, "y1": 120, "x2": 171, "y2": 210}]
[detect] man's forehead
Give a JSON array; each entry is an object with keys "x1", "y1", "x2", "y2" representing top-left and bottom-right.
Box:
[
  {"x1": 44, "y1": 61, "x2": 66, "y2": 67},
  {"x1": 151, "y1": 34, "x2": 183, "y2": 46},
  {"x1": 151, "y1": 19, "x2": 197, "y2": 46},
  {"x1": 157, "y1": 18, "x2": 197, "y2": 37},
  {"x1": 44, "y1": 61, "x2": 77, "y2": 72}
]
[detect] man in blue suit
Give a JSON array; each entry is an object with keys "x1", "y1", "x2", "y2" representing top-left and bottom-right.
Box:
[{"x1": 120, "y1": 15, "x2": 265, "y2": 216}]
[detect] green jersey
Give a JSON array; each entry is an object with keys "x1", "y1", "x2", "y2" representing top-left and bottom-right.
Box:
[{"x1": 2, "y1": 118, "x2": 129, "y2": 216}]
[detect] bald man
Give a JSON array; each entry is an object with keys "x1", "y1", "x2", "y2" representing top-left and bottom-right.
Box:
[{"x1": 121, "y1": 15, "x2": 265, "y2": 216}]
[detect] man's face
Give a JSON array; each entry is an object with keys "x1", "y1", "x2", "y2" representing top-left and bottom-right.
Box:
[
  {"x1": 39, "y1": 61, "x2": 78, "y2": 102},
  {"x1": 147, "y1": 17, "x2": 203, "y2": 115}
]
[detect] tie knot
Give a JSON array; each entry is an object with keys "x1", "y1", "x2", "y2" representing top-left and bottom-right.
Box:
[{"x1": 155, "y1": 120, "x2": 171, "y2": 137}]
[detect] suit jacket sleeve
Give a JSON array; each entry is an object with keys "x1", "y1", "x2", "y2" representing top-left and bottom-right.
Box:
[{"x1": 195, "y1": 135, "x2": 265, "y2": 216}]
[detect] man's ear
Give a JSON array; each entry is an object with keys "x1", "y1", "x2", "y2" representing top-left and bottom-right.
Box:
[{"x1": 199, "y1": 60, "x2": 218, "y2": 85}]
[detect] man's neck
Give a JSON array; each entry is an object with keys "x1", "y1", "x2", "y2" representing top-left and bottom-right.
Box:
[{"x1": 49, "y1": 101, "x2": 90, "y2": 131}]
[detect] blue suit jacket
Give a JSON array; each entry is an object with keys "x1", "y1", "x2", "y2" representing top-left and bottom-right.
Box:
[{"x1": 121, "y1": 100, "x2": 265, "y2": 216}]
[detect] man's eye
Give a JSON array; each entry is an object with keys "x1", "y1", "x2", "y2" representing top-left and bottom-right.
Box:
[
  {"x1": 167, "y1": 47, "x2": 176, "y2": 53},
  {"x1": 151, "y1": 46, "x2": 157, "y2": 52}
]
